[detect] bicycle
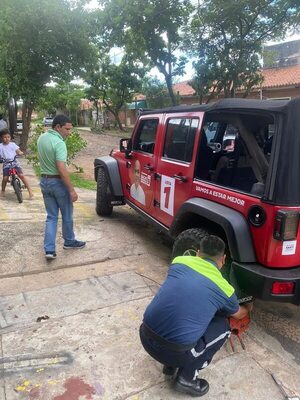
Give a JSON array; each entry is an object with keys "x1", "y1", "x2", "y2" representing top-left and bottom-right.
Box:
[{"x1": 0, "y1": 155, "x2": 23, "y2": 203}]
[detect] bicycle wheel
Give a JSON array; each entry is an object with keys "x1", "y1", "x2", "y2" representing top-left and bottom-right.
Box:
[{"x1": 12, "y1": 177, "x2": 23, "y2": 203}]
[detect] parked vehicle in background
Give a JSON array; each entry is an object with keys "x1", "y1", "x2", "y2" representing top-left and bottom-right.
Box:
[
  {"x1": 16, "y1": 119, "x2": 23, "y2": 131},
  {"x1": 43, "y1": 116, "x2": 54, "y2": 127},
  {"x1": 94, "y1": 98, "x2": 300, "y2": 305}
]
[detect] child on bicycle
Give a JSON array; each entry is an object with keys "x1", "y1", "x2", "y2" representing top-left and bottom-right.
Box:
[{"x1": 0, "y1": 129, "x2": 34, "y2": 199}]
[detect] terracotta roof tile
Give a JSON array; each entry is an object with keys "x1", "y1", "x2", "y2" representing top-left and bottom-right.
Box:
[
  {"x1": 261, "y1": 64, "x2": 300, "y2": 88},
  {"x1": 173, "y1": 81, "x2": 195, "y2": 96},
  {"x1": 173, "y1": 64, "x2": 300, "y2": 95}
]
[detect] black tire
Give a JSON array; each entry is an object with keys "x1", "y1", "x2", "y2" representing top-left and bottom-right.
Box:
[
  {"x1": 12, "y1": 177, "x2": 23, "y2": 203},
  {"x1": 171, "y1": 228, "x2": 208, "y2": 259},
  {"x1": 172, "y1": 227, "x2": 251, "y2": 301},
  {"x1": 96, "y1": 168, "x2": 113, "y2": 216}
]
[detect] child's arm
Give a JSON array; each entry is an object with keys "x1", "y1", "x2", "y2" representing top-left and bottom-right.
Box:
[{"x1": 16, "y1": 149, "x2": 24, "y2": 156}]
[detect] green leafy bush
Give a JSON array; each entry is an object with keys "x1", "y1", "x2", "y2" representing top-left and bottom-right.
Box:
[{"x1": 27, "y1": 125, "x2": 87, "y2": 169}]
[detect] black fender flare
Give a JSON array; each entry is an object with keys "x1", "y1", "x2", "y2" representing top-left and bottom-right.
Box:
[
  {"x1": 94, "y1": 156, "x2": 123, "y2": 197},
  {"x1": 170, "y1": 198, "x2": 256, "y2": 263}
]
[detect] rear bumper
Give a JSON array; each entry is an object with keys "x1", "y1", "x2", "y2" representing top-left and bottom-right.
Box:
[{"x1": 232, "y1": 262, "x2": 300, "y2": 305}]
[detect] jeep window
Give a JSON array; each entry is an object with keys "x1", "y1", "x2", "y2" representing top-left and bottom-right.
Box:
[
  {"x1": 133, "y1": 119, "x2": 158, "y2": 154},
  {"x1": 164, "y1": 118, "x2": 198, "y2": 162},
  {"x1": 196, "y1": 113, "x2": 274, "y2": 196}
]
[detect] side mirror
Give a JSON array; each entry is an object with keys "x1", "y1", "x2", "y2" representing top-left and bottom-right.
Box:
[{"x1": 120, "y1": 138, "x2": 132, "y2": 158}]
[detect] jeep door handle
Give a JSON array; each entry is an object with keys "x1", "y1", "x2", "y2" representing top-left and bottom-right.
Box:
[
  {"x1": 173, "y1": 174, "x2": 187, "y2": 182},
  {"x1": 144, "y1": 164, "x2": 154, "y2": 171}
]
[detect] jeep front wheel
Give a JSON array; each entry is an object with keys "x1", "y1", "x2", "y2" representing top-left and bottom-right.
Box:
[
  {"x1": 96, "y1": 168, "x2": 113, "y2": 216},
  {"x1": 171, "y1": 228, "x2": 208, "y2": 259}
]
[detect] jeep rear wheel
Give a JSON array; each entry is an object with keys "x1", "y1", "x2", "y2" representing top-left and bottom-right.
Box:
[
  {"x1": 96, "y1": 168, "x2": 113, "y2": 216},
  {"x1": 171, "y1": 228, "x2": 208, "y2": 259}
]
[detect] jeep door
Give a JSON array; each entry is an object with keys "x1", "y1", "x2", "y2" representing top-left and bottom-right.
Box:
[
  {"x1": 154, "y1": 114, "x2": 203, "y2": 226},
  {"x1": 125, "y1": 116, "x2": 162, "y2": 209}
]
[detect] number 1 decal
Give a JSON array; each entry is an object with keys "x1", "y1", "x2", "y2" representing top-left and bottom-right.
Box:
[{"x1": 160, "y1": 175, "x2": 175, "y2": 216}]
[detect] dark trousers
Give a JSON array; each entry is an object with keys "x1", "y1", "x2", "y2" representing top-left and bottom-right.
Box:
[{"x1": 140, "y1": 316, "x2": 230, "y2": 381}]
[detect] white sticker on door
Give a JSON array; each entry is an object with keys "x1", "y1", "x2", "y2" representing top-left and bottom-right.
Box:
[
  {"x1": 160, "y1": 175, "x2": 175, "y2": 216},
  {"x1": 282, "y1": 240, "x2": 297, "y2": 255}
]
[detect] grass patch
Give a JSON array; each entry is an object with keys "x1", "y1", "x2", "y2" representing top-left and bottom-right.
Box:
[
  {"x1": 33, "y1": 165, "x2": 41, "y2": 177},
  {"x1": 69, "y1": 173, "x2": 96, "y2": 190}
]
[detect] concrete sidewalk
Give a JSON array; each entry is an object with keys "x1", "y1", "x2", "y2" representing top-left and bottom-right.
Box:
[{"x1": 0, "y1": 162, "x2": 299, "y2": 400}]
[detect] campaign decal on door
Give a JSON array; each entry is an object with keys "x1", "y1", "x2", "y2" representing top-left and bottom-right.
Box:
[{"x1": 160, "y1": 175, "x2": 175, "y2": 216}]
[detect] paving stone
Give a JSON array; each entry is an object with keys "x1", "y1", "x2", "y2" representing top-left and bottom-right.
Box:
[{"x1": 0, "y1": 271, "x2": 152, "y2": 331}]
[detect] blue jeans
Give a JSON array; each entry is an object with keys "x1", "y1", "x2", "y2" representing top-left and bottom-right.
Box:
[{"x1": 40, "y1": 178, "x2": 75, "y2": 252}]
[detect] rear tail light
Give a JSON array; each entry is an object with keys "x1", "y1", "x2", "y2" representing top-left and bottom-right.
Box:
[
  {"x1": 273, "y1": 210, "x2": 299, "y2": 241},
  {"x1": 272, "y1": 281, "x2": 295, "y2": 295}
]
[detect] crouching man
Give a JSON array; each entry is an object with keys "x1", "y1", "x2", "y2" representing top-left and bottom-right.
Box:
[{"x1": 140, "y1": 235, "x2": 253, "y2": 397}]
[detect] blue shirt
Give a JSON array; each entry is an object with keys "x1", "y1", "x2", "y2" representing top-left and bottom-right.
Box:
[{"x1": 144, "y1": 257, "x2": 239, "y2": 345}]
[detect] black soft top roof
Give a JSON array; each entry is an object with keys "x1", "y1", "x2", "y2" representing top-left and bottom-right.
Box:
[
  {"x1": 140, "y1": 98, "x2": 298, "y2": 116},
  {"x1": 140, "y1": 97, "x2": 300, "y2": 206}
]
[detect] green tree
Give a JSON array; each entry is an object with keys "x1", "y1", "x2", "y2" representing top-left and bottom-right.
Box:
[
  {"x1": 142, "y1": 77, "x2": 173, "y2": 109},
  {"x1": 85, "y1": 54, "x2": 145, "y2": 130},
  {"x1": 96, "y1": 0, "x2": 192, "y2": 105},
  {"x1": 188, "y1": 63, "x2": 222, "y2": 104},
  {"x1": 27, "y1": 125, "x2": 87, "y2": 171},
  {"x1": 37, "y1": 83, "x2": 85, "y2": 125},
  {"x1": 187, "y1": 0, "x2": 300, "y2": 99},
  {"x1": 0, "y1": 0, "x2": 95, "y2": 150}
]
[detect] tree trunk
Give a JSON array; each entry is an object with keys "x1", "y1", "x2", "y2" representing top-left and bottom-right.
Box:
[
  {"x1": 114, "y1": 113, "x2": 124, "y2": 131},
  {"x1": 165, "y1": 74, "x2": 177, "y2": 106},
  {"x1": 103, "y1": 100, "x2": 124, "y2": 131},
  {"x1": 19, "y1": 100, "x2": 33, "y2": 152},
  {"x1": 94, "y1": 100, "x2": 100, "y2": 127}
]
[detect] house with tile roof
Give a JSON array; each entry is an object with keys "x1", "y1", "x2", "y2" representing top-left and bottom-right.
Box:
[{"x1": 173, "y1": 64, "x2": 300, "y2": 105}]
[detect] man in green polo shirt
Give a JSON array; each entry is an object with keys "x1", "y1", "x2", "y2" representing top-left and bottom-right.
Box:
[{"x1": 37, "y1": 114, "x2": 85, "y2": 260}]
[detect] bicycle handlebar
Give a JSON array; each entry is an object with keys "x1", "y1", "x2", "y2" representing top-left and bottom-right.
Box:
[{"x1": 0, "y1": 155, "x2": 18, "y2": 164}]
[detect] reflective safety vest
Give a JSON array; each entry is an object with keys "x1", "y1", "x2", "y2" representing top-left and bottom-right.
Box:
[{"x1": 172, "y1": 256, "x2": 235, "y2": 298}]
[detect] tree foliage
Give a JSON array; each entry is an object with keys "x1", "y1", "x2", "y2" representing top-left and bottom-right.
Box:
[
  {"x1": 142, "y1": 77, "x2": 173, "y2": 109},
  {"x1": 187, "y1": 0, "x2": 300, "y2": 100},
  {"x1": 85, "y1": 54, "x2": 145, "y2": 130},
  {"x1": 0, "y1": 0, "x2": 95, "y2": 149},
  {"x1": 27, "y1": 125, "x2": 87, "y2": 170},
  {"x1": 96, "y1": 0, "x2": 192, "y2": 105},
  {"x1": 37, "y1": 83, "x2": 85, "y2": 125}
]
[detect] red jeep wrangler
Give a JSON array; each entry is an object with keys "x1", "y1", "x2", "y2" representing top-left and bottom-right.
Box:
[{"x1": 94, "y1": 98, "x2": 300, "y2": 304}]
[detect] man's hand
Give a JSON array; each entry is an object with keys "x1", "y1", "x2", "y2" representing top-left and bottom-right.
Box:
[
  {"x1": 70, "y1": 189, "x2": 78, "y2": 202},
  {"x1": 56, "y1": 161, "x2": 77, "y2": 200},
  {"x1": 230, "y1": 302, "x2": 253, "y2": 320},
  {"x1": 242, "y1": 302, "x2": 253, "y2": 312}
]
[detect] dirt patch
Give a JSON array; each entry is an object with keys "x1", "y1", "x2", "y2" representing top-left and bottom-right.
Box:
[{"x1": 68, "y1": 130, "x2": 121, "y2": 181}]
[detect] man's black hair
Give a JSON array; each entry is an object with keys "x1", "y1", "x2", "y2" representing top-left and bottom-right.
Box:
[
  {"x1": 52, "y1": 114, "x2": 71, "y2": 129},
  {"x1": 200, "y1": 235, "x2": 225, "y2": 257}
]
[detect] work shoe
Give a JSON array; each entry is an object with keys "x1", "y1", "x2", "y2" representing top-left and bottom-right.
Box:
[
  {"x1": 163, "y1": 365, "x2": 177, "y2": 376},
  {"x1": 63, "y1": 240, "x2": 86, "y2": 250},
  {"x1": 45, "y1": 251, "x2": 57, "y2": 260},
  {"x1": 174, "y1": 374, "x2": 209, "y2": 397}
]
